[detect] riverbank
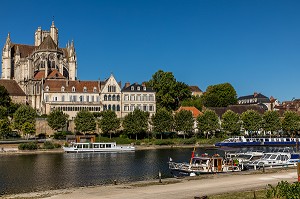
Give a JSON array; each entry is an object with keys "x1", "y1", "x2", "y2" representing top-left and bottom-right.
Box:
[
  {"x1": 2, "y1": 167, "x2": 297, "y2": 199},
  {"x1": 0, "y1": 143, "x2": 216, "y2": 155}
]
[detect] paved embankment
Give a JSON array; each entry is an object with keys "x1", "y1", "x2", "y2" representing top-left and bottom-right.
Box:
[{"x1": 3, "y1": 168, "x2": 298, "y2": 199}]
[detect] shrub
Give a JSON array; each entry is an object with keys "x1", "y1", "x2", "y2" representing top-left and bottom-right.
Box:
[
  {"x1": 18, "y1": 142, "x2": 38, "y2": 150},
  {"x1": 178, "y1": 137, "x2": 197, "y2": 145},
  {"x1": 53, "y1": 131, "x2": 73, "y2": 140},
  {"x1": 266, "y1": 181, "x2": 300, "y2": 199},
  {"x1": 153, "y1": 139, "x2": 175, "y2": 145},
  {"x1": 43, "y1": 141, "x2": 55, "y2": 149}
]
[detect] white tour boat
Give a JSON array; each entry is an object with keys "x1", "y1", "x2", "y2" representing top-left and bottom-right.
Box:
[{"x1": 63, "y1": 142, "x2": 135, "y2": 153}]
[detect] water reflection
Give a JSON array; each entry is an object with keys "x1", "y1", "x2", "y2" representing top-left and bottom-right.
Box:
[{"x1": 2, "y1": 146, "x2": 288, "y2": 195}]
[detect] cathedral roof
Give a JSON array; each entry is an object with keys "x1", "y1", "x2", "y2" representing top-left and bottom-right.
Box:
[
  {"x1": 47, "y1": 69, "x2": 65, "y2": 79},
  {"x1": 38, "y1": 35, "x2": 58, "y2": 50},
  {"x1": 0, "y1": 79, "x2": 26, "y2": 96},
  {"x1": 12, "y1": 44, "x2": 36, "y2": 58},
  {"x1": 33, "y1": 71, "x2": 45, "y2": 80}
]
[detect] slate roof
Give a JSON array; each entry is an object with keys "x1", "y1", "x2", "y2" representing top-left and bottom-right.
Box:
[
  {"x1": 11, "y1": 44, "x2": 36, "y2": 58},
  {"x1": 0, "y1": 79, "x2": 26, "y2": 96},
  {"x1": 238, "y1": 93, "x2": 270, "y2": 103},
  {"x1": 189, "y1": 86, "x2": 202, "y2": 92},
  {"x1": 208, "y1": 105, "x2": 265, "y2": 118},
  {"x1": 44, "y1": 80, "x2": 101, "y2": 93},
  {"x1": 176, "y1": 106, "x2": 202, "y2": 118},
  {"x1": 38, "y1": 35, "x2": 58, "y2": 50},
  {"x1": 121, "y1": 83, "x2": 155, "y2": 92}
]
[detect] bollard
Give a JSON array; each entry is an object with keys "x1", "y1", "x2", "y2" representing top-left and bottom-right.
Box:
[
  {"x1": 114, "y1": 180, "x2": 117, "y2": 185},
  {"x1": 158, "y1": 171, "x2": 162, "y2": 183},
  {"x1": 297, "y1": 161, "x2": 300, "y2": 182}
]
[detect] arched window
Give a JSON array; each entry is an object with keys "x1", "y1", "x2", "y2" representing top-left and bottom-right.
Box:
[
  {"x1": 117, "y1": 95, "x2": 120, "y2": 101},
  {"x1": 112, "y1": 105, "x2": 116, "y2": 111},
  {"x1": 108, "y1": 105, "x2": 111, "y2": 110},
  {"x1": 103, "y1": 105, "x2": 107, "y2": 110},
  {"x1": 117, "y1": 105, "x2": 120, "y2": 111},
  {"x1": 108, "y1": 95, "x2": 111, "y2": 101},
  {"x1": 83, "y1": 87, "x2": 87, "y2": 92},
  {"x1": 45, "y1": 86, "x2": 49, "y2": 92},
  {"x1": 104, "y1": 95, "x2": 107, "y2": 101},
  {"x1": 93, "y1": 87, "x2": 97, "y2": 93},
  {"x1": 112, "y1": 95, "x2": 116, "y2": 101},
  {"x1": 72, "y1": 86, "x2": 76, "y2": 92},
  {"x1": 61, "y1": 86, "x2": 65, "y2": 92}
]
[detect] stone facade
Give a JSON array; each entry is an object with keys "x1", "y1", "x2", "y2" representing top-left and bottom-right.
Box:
[{"x1": 1, "y1": 21, "x2": 77, "y2": 114}]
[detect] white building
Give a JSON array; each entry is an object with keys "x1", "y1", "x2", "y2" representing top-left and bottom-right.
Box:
[{"x1": 121, "y1": 82, "x2": 156, "y2": 117}]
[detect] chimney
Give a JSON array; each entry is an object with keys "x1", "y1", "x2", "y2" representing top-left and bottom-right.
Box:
[
  {"x1": 254, "y1": 92, "x2": 258, "y2": 97},
  {"x1": 125, "y1": 82, "x2": 130, "y2": 88}
]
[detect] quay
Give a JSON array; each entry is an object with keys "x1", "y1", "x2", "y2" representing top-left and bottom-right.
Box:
[{"x1": 3, "y1": 168, "x2": 297, "y2": 199}]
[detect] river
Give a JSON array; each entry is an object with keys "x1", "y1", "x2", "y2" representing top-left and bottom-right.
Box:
[{"x1": 0, "y1": 147, "x2": 224, "y2": 195}]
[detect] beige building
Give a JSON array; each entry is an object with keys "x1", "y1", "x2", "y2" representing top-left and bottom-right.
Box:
[
  {"x1": 100, "y1": 74, "x2": 122, "y2": 118},
  {"x1": 43, "y1": 78, "x2": 101, "y2": 119},
  {"x1": 121, "y1": 82, "x2": 156, "y2": 117}
]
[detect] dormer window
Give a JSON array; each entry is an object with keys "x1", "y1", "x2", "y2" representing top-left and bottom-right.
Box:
[
  {"x1": 61, "y1": 86, "x2": 65, "y2": 92},
  {"x1": 83, "y1": 87, "x2": 87, "y2": 92},
  {"x1": 93, "y1": 87, "x2": 97, "y2": 93},
  {"x1": 137, "y1": 87, "x2": 140, "y2": 91},
  {"x1": 143, "y1": 87, "x2": 146, "y2": 91},
  {"x1": 72, "y1": 86, "x2": 76, "y2": 92},
  {"x1": 131, "y1": 86, "x2": 134, "y2": 91},
  {"x1": 45, "y1": 86, "x2": 49, "y2": 92}
]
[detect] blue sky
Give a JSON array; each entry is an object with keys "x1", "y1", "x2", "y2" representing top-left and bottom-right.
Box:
[{"x1": 0, "y1": 0, "x2": 299, "y2": 102}]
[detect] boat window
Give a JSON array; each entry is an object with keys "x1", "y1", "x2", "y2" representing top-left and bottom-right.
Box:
[
  {"x1": 269, "y1": 155, "x2": 277, "y2": 159},
  {"x1": 83, "y1": 144, "x2": 89, "y2": 148},
  {"x1": 265, "y1": 139, "x2": 269, "y2": 142},
  {"x1": 77, "y1": 144, "x2": 82, "y2": 148},
  {"x1": 286, "y1": 138, "x2": 290, "y2": 141},
  {"x1": 106, "y1": 144, "x2": 111, "y2": 148},
  {"x1": 93, "y1": 144, "x2": 99, "y2": 148},
  {"x1": 100, "y1": 144, "x2": 105, "y2": 148},
  {"x1": 262, "y1": 154, "x2": 271, "y2": 159},
  {"x1": 276, "y1": 155, "x2": 281, "y2": 160}
]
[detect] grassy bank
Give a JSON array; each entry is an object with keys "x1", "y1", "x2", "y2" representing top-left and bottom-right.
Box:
[{"x1": 209, "y1": 189, "x2": 267, "y2": 199}]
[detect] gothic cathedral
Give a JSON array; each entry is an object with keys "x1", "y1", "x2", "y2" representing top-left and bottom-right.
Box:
[{"x1": 1, "y1": 21, "x2": 77, "y2": 113}]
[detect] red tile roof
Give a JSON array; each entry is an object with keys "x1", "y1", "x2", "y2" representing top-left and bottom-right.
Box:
[
  {"x1": 177, "y1": 106, "x2": 202, "y2": 118},
  {"x1": 44, "y1": 80, "x2": 101, "y2": 93}
]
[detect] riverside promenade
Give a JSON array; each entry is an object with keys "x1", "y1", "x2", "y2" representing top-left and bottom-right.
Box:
[{"x1": 3, "y1": 169, "x2": 297, "y2": 199}]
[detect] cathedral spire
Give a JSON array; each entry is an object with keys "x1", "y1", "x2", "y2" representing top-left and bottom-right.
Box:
[{"x1": 5, "y1": 33, "x2": 11, "y2": 45}]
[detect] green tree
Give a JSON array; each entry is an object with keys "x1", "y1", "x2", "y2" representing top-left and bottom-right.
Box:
[
  {"x1": 146, "y1": 70, "x2": 191, "y2": 110},
  {"x1": 98, "y1": 110, "x2": 121, "y2": 139},
  {"x1": 181, "y1": 96, "x2": 203, "y2": 111},
  {"x1": 47, "y1": 109, "x2": 69, "y2": 132},
  {"x1": 201, "y1": 83, "x2": 237, "y2": 107},
  {"x1": 0, "y1": 118, "x2": 11, "y2": 139},
  {"x1": 151, "y1": 108, "x2": 174, "y2": 139},
  {"x1": 221, "y1": 110, "x2": 241, "y2": 136},
  {"x1": 174, "y1": 109, "x2": 194, "y2": 139},
  {"x1": 281, "y1": 111, "x2": 300, "y2": 137},
  {"x1": 13, "y1": 105, "x2": 37, "y2": 136},
  {"x1": 122, "y1": 109, "x2": 149, "y2": 140},
  {"x1": 21, "y1": 122, "x2": 36, "y2": 138},
  {"x1": 0, "y1": 106, "x2": 8, "y2": 119},
  {"x1": 74, "y1": 110, "x2": 96, "y2": 134},
  {"x1": 0, "y1": 85, "x2": 11, "y2": 107},
  {"x1": 241, "y1": 110, "x2": 262, "y2": 136},
  {"x1": 197, "y1": 109, "x2": 220, "y2": 139},
  {"x1": 262, "y1": 110, "x2": 281, "y2": 137}
]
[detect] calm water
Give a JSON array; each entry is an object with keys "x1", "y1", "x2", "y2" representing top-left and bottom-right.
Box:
[{"x1": 0, "y1": 148, "x2": 223, "y2": 195}]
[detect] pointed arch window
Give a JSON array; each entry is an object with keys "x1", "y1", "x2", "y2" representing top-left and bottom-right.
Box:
[
  {"x1": 61, "y1": 86, "x2": 65, "y2": 92},
  {"x1": 108, "y1": 95, "x2": 111, "y2": 101},
  {"x1": 104, "y1": 95, "x2": 107, "y2": 101},
  {"x1": 117, "y1": 105, "x2": 120, "y2": 111},
  {"x1": 72, "y1": 86, "x2": 76, "y2": 92},
  {"x1": 93, "y1": 87, "x2": 97, "y2": 93},
  {"x1": 45, "y1": 86, "x2": 49, "y2": 92},
  {"x1": 117, "y1": 95, "x2": 120, "y2": 101},
  {"x1": 112, "y1": 95, "x2": 116, "y2": 101},
  {"x1": 108, "y1": 105, "x2": 111, "y2": 110}
]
